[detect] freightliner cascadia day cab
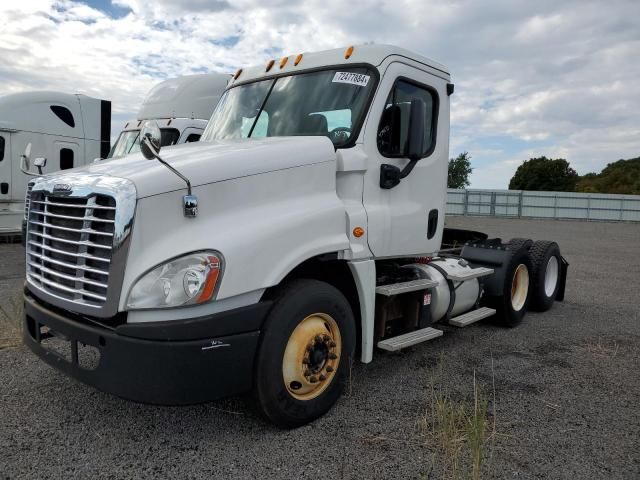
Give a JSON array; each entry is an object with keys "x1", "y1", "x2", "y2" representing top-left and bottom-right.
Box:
[
  {"x1": 107, "y1": 73, "x2": 230, "y2": 159},
  {"x1": 22, "y1": 45, "x2": 568, "y2": 427},
  {"x1": 0, "y1": 92, "x2": 110, "y2": 234}
]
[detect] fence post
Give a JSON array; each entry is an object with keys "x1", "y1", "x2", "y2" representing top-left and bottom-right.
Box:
[
  {"x1": 553, "y1": 194, "x2": 558, "y2": 219},
  {"x1": 518, "y1": 191, "x2": 523, "y2": 218},
  {"x1": 490, "y1": 192, "x2": 496, "y2": 216},
  {"x1": 464, "y1": 189, "x2": 469, "y2": 216},
  {"x1": 587, "y1": 195, "x2": 591, "y2": 221}
]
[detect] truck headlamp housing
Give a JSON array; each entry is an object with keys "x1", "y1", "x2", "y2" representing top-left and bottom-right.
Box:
[{"x1": 126, "y1": 251, "x2": 223, "y2": 309}]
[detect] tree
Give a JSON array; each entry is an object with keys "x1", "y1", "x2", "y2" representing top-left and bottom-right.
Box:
[
  {"x1": 575, "y1": 158, "x2": 640, "y2": 194},
  {"x1": 509, "y1": 156, "x2": 578, "y2": 191},
  {"x1": 448, "y1": 152, "x2": 473, "y2": 189}
]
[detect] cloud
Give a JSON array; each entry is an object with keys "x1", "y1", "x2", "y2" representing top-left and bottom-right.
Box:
[{"x1": 1, "y1": 0, "x2": 639, "y2": 186}]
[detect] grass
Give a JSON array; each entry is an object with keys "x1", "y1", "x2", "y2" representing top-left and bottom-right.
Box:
[
  {"x1": 417, "y1": 356, "x2": 494, "y2": 479},
  {"x1": 0, "y1": 290, "x2": 24, "y2": 349},
  {"x1": 582, "y1": 337, "x2": 620, "y2": 357}
]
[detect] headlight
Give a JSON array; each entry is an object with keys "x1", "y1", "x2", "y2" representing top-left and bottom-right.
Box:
[{"x1": 126, "y1": 251, "x2": 223, "y2": 309}]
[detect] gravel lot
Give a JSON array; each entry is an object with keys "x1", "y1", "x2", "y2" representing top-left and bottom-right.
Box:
[{"x1": 1, "y1": 217, "x2": 639, "y2": 479}]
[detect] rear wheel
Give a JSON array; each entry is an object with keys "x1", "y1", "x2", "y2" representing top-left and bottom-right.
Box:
[
  {"x1": 528, "y1": 241, "x2": 562, "y2": 311},
  {"x1": 487, "y1": 247, "x2": 533, "y2": 327},
  {"x1": 254, "y1": 279, "x2": 355, "y2": 428}
]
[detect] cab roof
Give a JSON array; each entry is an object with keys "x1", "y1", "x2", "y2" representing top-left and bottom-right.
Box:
[{"x1": 230, "y1": 44, "x2": 450, "y2": 87}]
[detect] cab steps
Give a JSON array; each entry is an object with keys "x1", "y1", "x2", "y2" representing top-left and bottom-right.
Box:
[
  {"x1": 375, "y1": 278, "x2": 438, "y2": 296},
  {"x1": 377, "y1": 327, "x2": 443, "y2": 352},
  {"x1": 448, "y1": 307, "x2": 496, "y2": 327},
  {"x1": 445, "y1": 267, "x2": 494, "y2": 282}
]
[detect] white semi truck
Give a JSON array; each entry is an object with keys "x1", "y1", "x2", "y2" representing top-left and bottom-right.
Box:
[
  {"x1": 107, "y1": 73, "x2": 230, "y2": 159},
  {"x1": 22, "y1": 45, "x2": 568, "y2": 427},
  {"x1": 0, "y1": 92, "x2": 110, "y2": 234}
]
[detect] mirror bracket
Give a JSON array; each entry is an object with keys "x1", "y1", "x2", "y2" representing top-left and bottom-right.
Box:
[{"x1": 380, "y1": 160, "x2": 418, "y2": 189}]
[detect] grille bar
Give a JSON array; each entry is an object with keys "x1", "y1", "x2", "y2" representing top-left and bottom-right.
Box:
[
  {"x1": 28, "y1": 230, "x2": 112, "y2": 250},
  {"x1": 31, "y1": 199, "x2": 115, "y2": 210},
  {"x1": 28, "y1": 271, "x2": 108, "y2": 302},
  {"x1": 29, "y1": 209, "x2": 115, "y2": 224},
  {"x1": 27, "y1": 241, "x2": 111, "y2": 263},
  {"x1": 28, "y1": 219, "x2": 114, "y2": 237},
  {"x1": 27, "y1": 261, "x2": 109, "y2": 289},
  {"x1": 28, "y1": 250, "x2": 109, "y2": 276}
]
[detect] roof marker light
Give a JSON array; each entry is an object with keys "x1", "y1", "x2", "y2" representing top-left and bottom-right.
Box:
[
  {"x1": 280, "y1": 56, "x2": 288, "y2": 69},
  {"x1": 345, "y1": 46, "x2": 354, "y2": 59},
  {"x1": 265, "y1": 59, "x2": 275, "y2": 72},
  {"x1": 234, "y1": 68, "x2": 242, "y2": 80},
  {"x1": 294, "y1": 53, "x2": 303, "y2": 66}
]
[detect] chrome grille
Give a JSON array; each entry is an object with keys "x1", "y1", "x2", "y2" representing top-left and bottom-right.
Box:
[
  {"x1": 26, "y1": 192, "x2": 116, "y2": 307},
  {"x1": 24, "y1": 180, "x2": 35, "y2": 219}
]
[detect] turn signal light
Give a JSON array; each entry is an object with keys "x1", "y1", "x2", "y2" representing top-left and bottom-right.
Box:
[
  {"x1": 345, "y1": 46, "x2": 354, "y2": 59},
  {"x1": 353, "y1": 227, "x2": 365, "y2": 238},
  {"x1": 266, "y1": 59, "x2": 275, "y2": 72},
  {"x1": 294, "y1": 53, "x2": 303, "y2": 66},
  {"x1": 280, "y1": 56, "x2": 289, "y2": 69}
]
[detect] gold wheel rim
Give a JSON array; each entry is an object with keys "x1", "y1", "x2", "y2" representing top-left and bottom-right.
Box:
[
  {"x1": 511, "y1": 264, "x2": 529, "y2": 312},
  {"x1": 282, "y1": 313, "x2": 342, "y2": 401}
]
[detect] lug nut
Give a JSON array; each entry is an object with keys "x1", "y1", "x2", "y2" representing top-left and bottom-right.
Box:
[
  {"x1": 323, "y1": 335, "x2": 331, "y2": 342},
  {"x1": 329, "y1": 341, "x2": 337, "y2": 348},
  {"x1": 329, "y1": 353, "x2": 338, "y2": 360},
  {"x1": 302, "y1": 357, "x2": 309, "y2": 365},
  {"x1": 326, "y1": 366, "x2": 334, "y2": 373},
  {"x1": 315, "y1": 335, "x2": 323, "y2": 343},
  {"x1": 309, "y1": 376, "x2": 318, "y2": 383},
  {"x1": 319, "y1": 374, "x2": 326, "y2": 381}
]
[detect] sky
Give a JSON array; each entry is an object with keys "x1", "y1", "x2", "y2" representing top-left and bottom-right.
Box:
[{"x1": 1, "y1": 0, "x2": 639, "y2": 188}]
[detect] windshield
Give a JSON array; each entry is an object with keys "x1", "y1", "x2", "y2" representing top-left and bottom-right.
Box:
[
  {"x1": 201, "y1": 67, "x2": 376, "y2": 148},
  {"x1": 108, "y1": 128, "x2": 181, "y2": 159}
]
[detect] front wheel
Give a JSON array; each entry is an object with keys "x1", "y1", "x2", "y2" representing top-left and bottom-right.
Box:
[{"x1": 254, "y1": 279, "x2": 355, "y2": 428}]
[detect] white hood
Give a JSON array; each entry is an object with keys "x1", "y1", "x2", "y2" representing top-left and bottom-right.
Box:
[{"x1": 74, "y1": 136, "x2": 337, "y2": 198}]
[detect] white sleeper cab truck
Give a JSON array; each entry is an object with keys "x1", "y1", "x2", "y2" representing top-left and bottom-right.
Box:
[
  {"x1": 107, "y1": 73, "x2": 229, "y2": 159},
  {"x1": 0, "y1": 92, "x2": 110, "y2": 234},
  {"x1": 22, "y1": 45, "x2": 568, "y2": 428}
]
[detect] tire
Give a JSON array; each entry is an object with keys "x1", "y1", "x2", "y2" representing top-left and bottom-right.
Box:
[
  {"x1": 528, "y1": 241, "x2": 562, "y2": 311},
  {"x1": 254, "y1": 279, "x2": 356, "y2": 428},
  {"x1": 486, "y1": 247, "x2": 533, "y2": 327},
  {"x1": 505, "y1": 237, "x2": 533, "y2": 252}
]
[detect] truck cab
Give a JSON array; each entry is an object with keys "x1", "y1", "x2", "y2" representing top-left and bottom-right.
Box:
[
  {"x1": 107, "y1": 73, "x2": 230, "y2": 159},
  {"x1": 0, "y1": 92, "x2": 110, "y2": 234},
  {"x1": 22, "y1": 45, "x2": 566, "y2": 427}
]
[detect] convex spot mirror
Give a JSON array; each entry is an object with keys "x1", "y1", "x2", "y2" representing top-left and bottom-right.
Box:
[{"x1": 140, "y1": 120, "x2": 161, "y2": 160}]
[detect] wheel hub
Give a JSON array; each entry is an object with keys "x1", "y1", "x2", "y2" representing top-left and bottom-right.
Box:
[{"x1": 282, "y1": 313, "x2": 342, "y2": 400}]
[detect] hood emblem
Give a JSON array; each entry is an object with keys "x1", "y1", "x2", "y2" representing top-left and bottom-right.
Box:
[{"x1": 53, "y1": 184, "x2": 73, "y2": 195}]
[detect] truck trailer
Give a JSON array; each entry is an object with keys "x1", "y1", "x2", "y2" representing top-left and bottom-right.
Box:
[
  {"x1": 0, "y1": 92, "x2": 110, "y2": 234},
  {"x1": 22, "y1": 45, "x2": 567, "y2": 428}
]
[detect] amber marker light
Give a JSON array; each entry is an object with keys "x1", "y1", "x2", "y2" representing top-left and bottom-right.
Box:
[
  {"x1": 345, "y1": 46, "x2": 354, "y2": 59},
  {"x1": 294, "y1": 53, "x2": 303, "y2": 66},
  {"x1": 280, "y1": 56, "x2": 289, "y2": 69},
  {"x1": 266, "y1": 59, "x2": 275, "y2": 72},
  {"x1": 234, "y1": 68, "x2": 243, "y2": 80},
  {"x1": 353, "y1": 227, "x2": 365, "y2": 238}
]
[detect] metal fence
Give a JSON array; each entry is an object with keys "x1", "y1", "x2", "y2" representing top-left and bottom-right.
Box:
[{"x1": 446, "y1": 189, "x2": 640, "y2": 222}]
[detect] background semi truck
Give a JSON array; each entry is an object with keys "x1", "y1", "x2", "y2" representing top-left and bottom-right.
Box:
[
  {"x1": 22, "y1": 45, "x2": 567, "y2": 428},
  {"x1": 0, "y1": 92, "x2": 110, "y2": 234},
  {"x1": 107, "y1": 73, "x2": 230, "y2": 159}
]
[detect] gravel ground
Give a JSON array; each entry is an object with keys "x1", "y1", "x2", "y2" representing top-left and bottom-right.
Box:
[{"x1": 1, "y1": 217, "x2": 639, "y2": 479}]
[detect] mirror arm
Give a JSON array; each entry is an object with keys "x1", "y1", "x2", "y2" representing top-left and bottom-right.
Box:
[{"x1": 143, "y1": 137, "x2": 192, "y2": 196}]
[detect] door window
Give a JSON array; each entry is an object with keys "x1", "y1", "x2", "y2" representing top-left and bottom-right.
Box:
[
  {"x1": 377, "y1": 79, "x2": 437, "y2": 158},
  {"x1": 0, "y1": 135, "x2": 4, "y2": 161},
  {"x1": 60, "y1": 148, "x2": 74, "y2": 170}
]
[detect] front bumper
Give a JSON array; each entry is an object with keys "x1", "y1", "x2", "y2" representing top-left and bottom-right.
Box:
[{"x1": 23, "y1": 291, "x2": 272, "y2": 405}]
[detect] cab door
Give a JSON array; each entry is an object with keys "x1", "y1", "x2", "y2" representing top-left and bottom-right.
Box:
[
  {"x1": 361, "y1": 61, "x2": 450, "y2": 257},
  {"x1": 0, "y1": 131, "x2": 11, "y2": 199}
]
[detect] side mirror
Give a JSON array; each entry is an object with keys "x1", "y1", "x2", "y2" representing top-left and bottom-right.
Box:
[
  {"x1": 20, "y1": 143, "x2": 42, "y2": 177},
  {"x1": 406, "y1": 98, "x2": 426, "y2": 161},
  {"x1": 379, "y1": 99, "x2": 427, "y2": 189},
  {"x1": 140, "y1": 121, "x2": 162, "y2": 160}
]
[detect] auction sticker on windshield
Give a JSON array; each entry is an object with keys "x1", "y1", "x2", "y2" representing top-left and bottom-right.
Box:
[{"x1": 332, "y1": 72, "x2": 370, "y2": 87}]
